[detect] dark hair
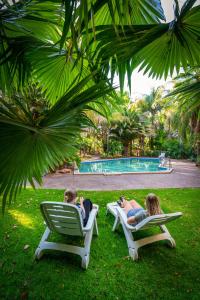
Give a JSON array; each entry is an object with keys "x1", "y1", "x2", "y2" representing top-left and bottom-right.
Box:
[{"x1": 64, "y1": 190, "x2": 77, "y2": 203}]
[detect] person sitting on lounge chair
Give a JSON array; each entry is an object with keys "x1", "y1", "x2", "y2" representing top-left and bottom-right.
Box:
[
  {"x1": 64, "y1": 190, "x2": 93, "y2": 226},
  {"x1": 119, "y1": 193, "x2": 162, "y2": 225}
]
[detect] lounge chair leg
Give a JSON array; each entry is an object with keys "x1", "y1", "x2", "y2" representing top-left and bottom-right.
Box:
[
  {"x1": 160, "y1": 225, "x2": 176, "y2": 248},
  {"x1": 166, "y1": 237, "x2": 176, "y2": 248},
  {"x1": 82, "y1": 229, "x2": 94, "y2": 269},
  {"x1": 129, "y1": 248, "x2": 138, "y2": 261},
  {"x1": 35, "y1": 247, "x2": 44, "y2": 260},
  {"x1": 93, "y1": 218, "x2": 98, "y2": 236},
  {"x1": 35, "y1": 227, "x2": 51, "y2": 260},
  {"x1": 112, "y1": 216, "x2": 120, "y2": 231},
  {"x1": 81, "y1": 255, "x2": 89, "y2": 269}
]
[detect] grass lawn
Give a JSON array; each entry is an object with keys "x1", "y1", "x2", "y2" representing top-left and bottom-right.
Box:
[{"x1": 0, "y1": 188, "x2": 200, "y2": 300}]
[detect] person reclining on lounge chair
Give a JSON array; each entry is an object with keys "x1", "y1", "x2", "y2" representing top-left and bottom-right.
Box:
[
  {"x1": 64, "y1": 190, "x2": 93, "y2": 226},
  {"x1": 118, "y1": 193, "x2": 162, "y2": 225}
]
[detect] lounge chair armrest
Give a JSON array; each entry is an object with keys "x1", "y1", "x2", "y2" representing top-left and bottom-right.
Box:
[{"x1": 83, "y1": 205, "x2": 99, "y2": 232}]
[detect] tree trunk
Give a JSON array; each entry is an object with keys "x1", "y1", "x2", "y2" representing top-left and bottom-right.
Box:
[
  {"x1": 190, "y1": 111, "x2": 200, "y2": 165},
  {"x1": 130, "y1": 140, "x2": 133, "y2": 156},
  {"x1": 140, "y1": 136, "x2": 144, "y2": 156},
  {"x1": 122, "y1": 142, "x2": 129, "y2": 156},
  {"x1": 149, "y1": 136, "x2": 154, "y2": 150},
  {"x1": 195, "y1": 119, "x2": 200, "y2": 165}
]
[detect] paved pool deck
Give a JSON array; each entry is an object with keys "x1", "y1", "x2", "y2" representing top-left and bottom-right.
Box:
[{"x1": 41, "y1": 159, "x2": 200, "y2": 190}]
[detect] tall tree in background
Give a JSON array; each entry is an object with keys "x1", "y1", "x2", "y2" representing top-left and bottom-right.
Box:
[
  {"x1": 110, "y1": 109, "x2": 146, "y2": 156},
  {"x1": 136, "y1": 87, "x2": 164, "y2": 149}
]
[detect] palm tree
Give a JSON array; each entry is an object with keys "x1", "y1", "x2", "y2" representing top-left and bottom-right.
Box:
[
  {"x1": 135, "y1": 87, "x2": 164, "y2": 149},
  {"x1": 110, "y1": 109, "x2": 145, "y2": 156}
]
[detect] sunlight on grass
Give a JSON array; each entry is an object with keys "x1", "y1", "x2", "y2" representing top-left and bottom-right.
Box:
[{"x1": 9, "y1": 210, "x2": 35, "y2": 229}]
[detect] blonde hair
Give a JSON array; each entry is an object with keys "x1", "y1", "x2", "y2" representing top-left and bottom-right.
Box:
[
  {"x1": 64, "y1": 190, "x2": 77, "y2": 203},
  {"x1": 145, "y1": 193, "x2": 161, "y2": 215}
]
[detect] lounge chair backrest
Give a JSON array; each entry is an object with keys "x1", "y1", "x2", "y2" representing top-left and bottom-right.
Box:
[
  {"x1": 40, "y1": 202, "x2": 84, "y2": 236},
  {"x1": 135, "y1": 212, "x2": 182, "y2": 231}
]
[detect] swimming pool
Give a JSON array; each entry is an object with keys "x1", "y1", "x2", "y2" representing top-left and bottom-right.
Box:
[{"x1": 77, "y1": 157, "x2": 172, "y2": 174}]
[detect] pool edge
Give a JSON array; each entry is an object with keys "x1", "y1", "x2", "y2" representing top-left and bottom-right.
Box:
[{"x1": 74, "y1": 168, "x2": 173, "y2": 175}]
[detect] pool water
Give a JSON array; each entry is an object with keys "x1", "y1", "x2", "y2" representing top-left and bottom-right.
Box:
[{"x1": 78, "y1": 157, "x2": 168, "y2": 173}]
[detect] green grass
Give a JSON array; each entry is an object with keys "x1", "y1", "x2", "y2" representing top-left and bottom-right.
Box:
[{"x1": 0, "y1": 188, "x2": 200, "y2": 300}]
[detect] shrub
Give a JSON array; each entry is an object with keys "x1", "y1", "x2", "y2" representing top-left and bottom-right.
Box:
[{"x1": 162, "y1": 139, "x2": 194, "y2": 159}]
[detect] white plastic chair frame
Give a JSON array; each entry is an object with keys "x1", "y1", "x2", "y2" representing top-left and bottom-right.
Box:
[
  {"x1": 159, "y1": 152, "x2": 166, "y2": 159},
  {"x1": 35, "y1": 202, "x2": 99, "y2": 269},
  {"x1": 106, "y1": 202, "x2": 182, "y2": 260}
]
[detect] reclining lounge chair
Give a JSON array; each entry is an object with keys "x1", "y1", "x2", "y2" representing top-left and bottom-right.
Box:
[
  {"x1": 35, "y1": 201, "x2": 98, "y2": 269},
  {"x1": 107, "y1": 202, "x2": 182, "y2": 260}
]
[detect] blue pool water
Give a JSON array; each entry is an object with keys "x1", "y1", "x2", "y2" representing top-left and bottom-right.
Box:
[{"x1": 78, "y1": 157, "x2": 168, "y2": 173}]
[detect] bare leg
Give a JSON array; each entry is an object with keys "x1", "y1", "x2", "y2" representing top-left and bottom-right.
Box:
[
  {"x1": 129, "y1": 200, "x2": 142, "y2": 209},
  {"x1": 122, "y1": 201, "x2": 132, "y2": 213}
]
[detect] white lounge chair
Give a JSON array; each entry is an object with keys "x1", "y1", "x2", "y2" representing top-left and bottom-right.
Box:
[
  {"x1": 106, "y1": 202, "x2": 182, "y2": 260},
  {"x1": 159, "y1": 152, "x2": 166, "y2": 164},
  {"x1": 159, "y1": 152, "x2": 166, "y2": 159},
  {"x1": 35, "y1": 201, "x2": 99, "y2": 269}
]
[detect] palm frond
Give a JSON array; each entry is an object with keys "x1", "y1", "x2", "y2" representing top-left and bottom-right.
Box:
[
  {"x1": 0, "y1": 76, "x2": 114, "y2": 212},
  {"x1": 91, "y1": 3, "x2": 200, "y2": 90}
]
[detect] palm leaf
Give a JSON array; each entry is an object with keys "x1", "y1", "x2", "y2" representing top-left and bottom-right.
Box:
[
  {"x1": 167, "y1": 81, "x2": 200, "y2": 110},
  {"x1": 0, "y1": 76, "x2": 113, "y2": 212},
  {"x1": 91, "y1": 2, "x2": 200, "y2": 90}
]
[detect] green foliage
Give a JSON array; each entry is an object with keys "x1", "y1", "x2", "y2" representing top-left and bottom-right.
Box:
[
  {"x1": 143, "y1": 149, "x2": 161, "y2": 157},
  {"x1": 0, "y1": 0, "x2": 200, "y2": 210},
  {"x1": 100, "y1": 140, "x2": 123, "y2": 158},
  {"x1": 110, "y1": 108, "x2": 145, "y2": 156},
  {"x1": 0, "y1": 188, "x2": 200, "y2": 299},
  {"x1": 162, "y1": 139, "x2": 194, "y2": 159},
  {"x1": 92, "y1": 2, "x2": 200, "y2": 91},
  {"x1": 79, "y1": 135, "x2": 103, "y2": 155},
  {"x1": 166, "y1": 67, "x2": 200, "y2": 161},
  {"x1": 0, "y1": 0, "x2": 165, "y2": 97},
  {"x1": 107, "y1": 139, "x2": 123, "y2": 156},
  {"x1": 1, "y1": 1, "x2": 199, "y2": 94},
  {"x1": 0, "y1": 77, "x2": 113, "y2": 211},
  {"x1": 63, "y1": 153, "x2": 82, "y2": 169}
]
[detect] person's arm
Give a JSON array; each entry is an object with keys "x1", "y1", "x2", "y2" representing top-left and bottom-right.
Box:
[
  {"x1": 80, "y1": 197, "x2": 84, "y2": 209},
  {"x1": 127, "y1": 216, "x2": 136, "y2": 224},
  {"x1": 79, "y1": 197, "x2": 86, "y2": 219}
]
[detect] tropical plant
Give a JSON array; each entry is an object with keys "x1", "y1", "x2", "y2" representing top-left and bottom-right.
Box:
[
  {"x1": 135, "y1": 87, "x2": 164, "y2": 149},
  {"x1": 1, "y1": 1, "x2": 200, "y2": 95},
  {"x1": 167, "y1": 67, "x2": 200, "y2": 163},
  {"x1": 0, "y1": 76, "x2": 113, "y2": 211},
  {"x1": 91, "y1": 0, "x2": 200, "y2": 90},
  {"x1": 110, "y1": 108, "x2": 146, "y2": 156}
]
